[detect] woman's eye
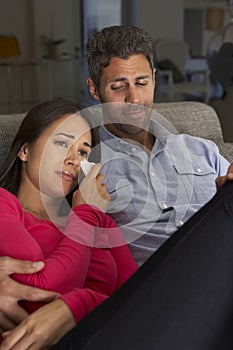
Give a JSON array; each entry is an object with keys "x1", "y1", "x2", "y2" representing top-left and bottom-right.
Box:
[
  {"x1": 78, "y1": 150, "x2": 88, "y2": 158},
  {"x1": 54, "y1": 141, "x2": 68, "y2": 148}
]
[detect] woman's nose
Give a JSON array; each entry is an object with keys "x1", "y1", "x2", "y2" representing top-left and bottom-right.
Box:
[{"x1": 65, "y1": 153, "x2": 81, "y2": 167}]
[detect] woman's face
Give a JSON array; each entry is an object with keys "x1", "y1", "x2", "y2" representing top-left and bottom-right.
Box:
[{"x1": 20, "y1": 113, "x2": 92, "y2": 198}]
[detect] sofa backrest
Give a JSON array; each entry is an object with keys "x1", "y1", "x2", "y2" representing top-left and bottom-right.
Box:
[
  {"x1": 0, "y1": 113, "x2": 25, "y2": 168},
  {"x1": 154, "y1": 101, "x2": 224, "y2": 143}
]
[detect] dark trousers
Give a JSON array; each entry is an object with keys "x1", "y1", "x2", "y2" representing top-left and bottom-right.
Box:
[{"x1": 53, "y1": 181, "x2": 233, "y2": 350}]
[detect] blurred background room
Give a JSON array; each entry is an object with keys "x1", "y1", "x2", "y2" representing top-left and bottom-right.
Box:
[{"x1": 0, "y1": 0, "x2": 232, "y2": 137}]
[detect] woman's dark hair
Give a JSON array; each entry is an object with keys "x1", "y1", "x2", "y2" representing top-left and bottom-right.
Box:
[
  {"x1": 0, "y1": 97, "x2": 100, "y2": 196},
  {"x1": 86, "y1": 25, "x2": 154, "y2": 87}
]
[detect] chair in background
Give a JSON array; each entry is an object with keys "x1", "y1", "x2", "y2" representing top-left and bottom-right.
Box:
[{"x1": 153, "y1": 38, "x2": 210, "y2": 103}]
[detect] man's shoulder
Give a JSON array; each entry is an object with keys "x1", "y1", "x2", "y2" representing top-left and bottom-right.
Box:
[
  {"x1": 168, "y1": 132, "x2": 216, "y2": 149},
  {"x1": 165, "y1": 132, "x2": 224, "y2": 165}
]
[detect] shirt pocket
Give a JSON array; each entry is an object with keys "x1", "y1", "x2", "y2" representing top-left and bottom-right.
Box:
[{"x1": 172, "y1": 156, "x2": 218, "y2": 204}]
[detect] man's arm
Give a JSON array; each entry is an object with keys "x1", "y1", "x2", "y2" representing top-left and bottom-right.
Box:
[
  {"x1": 216, "y1": 163, "x2": 233, "y2": 191},
  {"x1": 0, "y1": 256, "x2": 59, "y2": 331}
]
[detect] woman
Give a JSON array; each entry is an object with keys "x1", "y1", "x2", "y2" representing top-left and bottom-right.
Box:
[{"x1": 0, "y1": 97, "x2": 137, "y2": 349}]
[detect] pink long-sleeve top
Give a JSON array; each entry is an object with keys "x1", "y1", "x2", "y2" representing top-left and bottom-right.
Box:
[{"x1": 0, "y1": 188, "x2": 138, "y2": 323}]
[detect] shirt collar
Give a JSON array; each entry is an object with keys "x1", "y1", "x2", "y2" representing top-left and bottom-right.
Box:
[{"x1": 99, "y1": 115, "x2": 173, "y2": 155}]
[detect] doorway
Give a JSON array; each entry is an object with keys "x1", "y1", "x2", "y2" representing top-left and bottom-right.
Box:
[{"x1": 77, "y1": 0, "x2": 122, "y2": 106}]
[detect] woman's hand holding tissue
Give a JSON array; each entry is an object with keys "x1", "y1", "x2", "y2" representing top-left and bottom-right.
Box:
[{"x1": 72, "y1": 163, "x2": 111, "y2": 212}]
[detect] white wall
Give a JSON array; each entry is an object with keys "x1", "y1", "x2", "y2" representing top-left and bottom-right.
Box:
[
  {"x1": 0, "y1": 0, "x2": 30, "y2": 57},
  {"x1": 140, "y1": 0, "x2": 184, "y2": 42},
  {"x1": 33, "y1": 0, "x2": 75, "y2": 58}
]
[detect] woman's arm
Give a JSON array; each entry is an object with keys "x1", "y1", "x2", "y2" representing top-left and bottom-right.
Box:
[
  {"x1": 0, "y1": 190, "x2": 100, "y2": 293},
  {"x1": 0, "y1": 216, "x2": 137, "y2": 350},
  {"x1": 0, "y1": 190, "x2": 114, "y2": 320},
  {"x1": 0, "y1": 299, "x2": 75, "y2": 350},
  {"x1": 99, "y1": 213, "x2": 138, "y2": 287},
  {"x1": 0, "y1": 257, "x2": 58, "y2": 331},
  {"x1": 0, "y1": 286, "x2": 109, "y2": 350}
]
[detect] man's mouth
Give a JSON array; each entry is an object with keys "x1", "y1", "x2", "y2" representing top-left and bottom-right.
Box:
[
  {"x1": 124, "y1": 110, "x2": 145, "y2": 119},
  {"x1": 122, "y1": 106, "x2": 147, "y2": 119}
]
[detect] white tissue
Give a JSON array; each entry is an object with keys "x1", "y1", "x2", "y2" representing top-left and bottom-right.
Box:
[{"x1": 80, "y1": 159, "x2": 96, "y2": 176}]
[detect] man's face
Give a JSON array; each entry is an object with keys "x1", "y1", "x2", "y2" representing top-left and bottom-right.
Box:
[{"x1": 88, "y1": 54, "x2": 156, "y2": 137}]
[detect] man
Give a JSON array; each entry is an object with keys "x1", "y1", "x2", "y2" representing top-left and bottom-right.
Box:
[
  {"x1": 85, "y1": 25, "x2": 230, "y2": 265},
  {"x1": 0, "y1": 24, "x2": 233, "y2": 337}
]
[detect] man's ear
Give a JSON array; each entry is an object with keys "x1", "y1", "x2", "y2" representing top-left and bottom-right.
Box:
[
  {"x1": 153, "y1": 68, "x2": 156, "y2": 87},
  {"x1": 86, "y1": 77, "x2": 100, "y2": 101}
]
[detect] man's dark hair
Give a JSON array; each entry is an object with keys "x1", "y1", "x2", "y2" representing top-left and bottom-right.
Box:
[{"x1": 86, "y1": 25, "x2": 154, "y2": 87}]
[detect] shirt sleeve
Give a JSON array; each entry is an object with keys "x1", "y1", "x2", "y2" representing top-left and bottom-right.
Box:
[
  {"x1": 60, "y1": 214, "x2": 138, "y2": 323},
  {"x1": 0, "y1": 189, "x2": 102, "y2": 293},
  {"x1": 60, "y1": 287, "x2": 108, "y2": 323},
  {"x1": 96, "y1": 213, "x2": 138, "y2": 287},
  {"x1": 218, "y1": 153, "x2": 230, "y2": 176}
]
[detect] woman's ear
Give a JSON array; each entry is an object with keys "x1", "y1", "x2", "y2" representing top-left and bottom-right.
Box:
[
  {"x1": 18, "y1": 143, "x2": 29, "y2": 162},
  {"x1": 86, "y1": 77, "x2": 100, "y2": 101}
]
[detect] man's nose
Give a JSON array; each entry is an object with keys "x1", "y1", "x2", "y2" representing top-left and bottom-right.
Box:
[{"x1": 124, "y1": 87, "x2": 140, "y2": 104}]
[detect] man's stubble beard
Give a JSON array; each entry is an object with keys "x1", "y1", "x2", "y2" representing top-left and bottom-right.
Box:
[
  {"x1": 113, "y1": 122, "x2": 146, "y2": 136},
  {"x1": 99, "y1": 96, "x2": 152, "y2": 137}
]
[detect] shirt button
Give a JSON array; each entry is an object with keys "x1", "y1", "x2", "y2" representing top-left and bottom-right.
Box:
[
  {"x1": 179, "y1": 220, "x2": 184, "y2": 226},
  {"x1": 197, "y1": 168, "x2": 202, "y2": 173},
  {"x1": 131, "y1": 147, "x2": 136, "y2": 152},
  {"x1": 162, "y1": 204, "x2": 167, "y2": 209},
  {"x1": 151, "y1": 172, "x2": 155, "y2": 177}
]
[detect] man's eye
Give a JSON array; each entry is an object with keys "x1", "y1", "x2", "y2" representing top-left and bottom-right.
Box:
[
  {"x1": 54, "y1": 141, "x2": 68, "y2": 148},
  {"x1": 111, "y1": 84, "x2": 124, "y2": 91},
  {"x1": 137, "y1": 80, "x2": 148, "y2": 86}
]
